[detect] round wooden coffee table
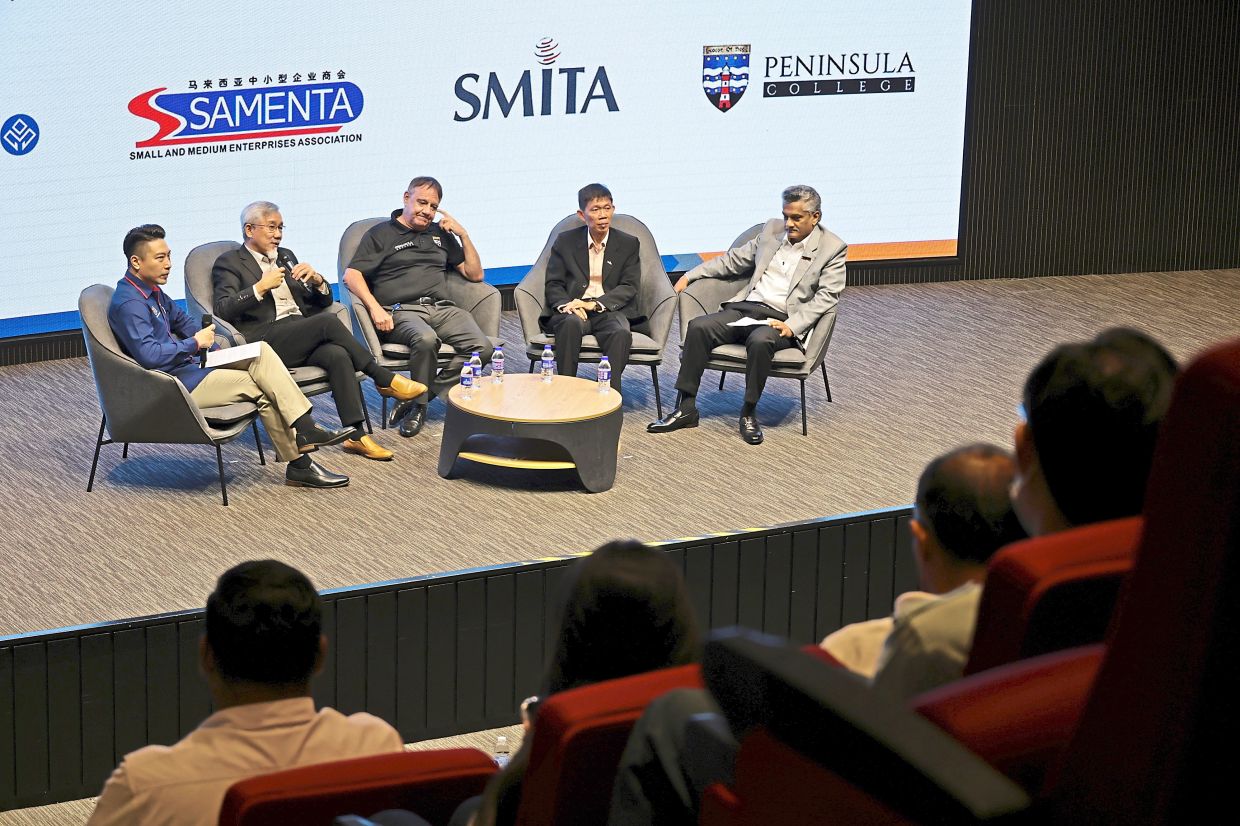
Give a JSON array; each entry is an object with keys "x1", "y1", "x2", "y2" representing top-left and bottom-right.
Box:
[{"x1": 438, "y1": 373, "x2": 623, "y2": 493}]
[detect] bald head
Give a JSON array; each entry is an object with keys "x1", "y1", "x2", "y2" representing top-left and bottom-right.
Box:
[{"x1": 915, "y1": 443, "x2": 1026, "y2": 568}]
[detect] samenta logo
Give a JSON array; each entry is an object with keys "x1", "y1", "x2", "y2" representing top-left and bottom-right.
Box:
[
  {"x1": 128, "y1": 80, "x2": 364, "y2": 148},
  {"x1": 453, "y1": 38, "x2": 618, "y2": 122}
]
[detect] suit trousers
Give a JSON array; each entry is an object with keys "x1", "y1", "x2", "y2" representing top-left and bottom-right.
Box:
[
  {"x1": 546, "y1": 310, "x2": 631, "y2": 392},
  {"x1": 262, "y1": 314, "x2": 388, "y2": 428},
  {"x1": 676, "y1": 302, "x2": 796, "y2": 406},
  {"x1": 189, "y1": 341, "x2": 312, "y2": 462},
  {"x1": 384, "y1": 305, "x2": 491, "y2": 404}
]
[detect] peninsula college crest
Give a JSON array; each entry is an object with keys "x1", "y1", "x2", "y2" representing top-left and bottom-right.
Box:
[{"x1": 702, "y1": 45, "x2": 750, "y2": 112}]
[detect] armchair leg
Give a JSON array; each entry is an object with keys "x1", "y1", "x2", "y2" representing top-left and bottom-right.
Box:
[
  {"x1": 800, "y1": 379, "x2": 808, "y2": 436},
  {"x1": 380, "y1": 396, "x2": 389, "y2": 430},
  {"x1": 362, "y1": 402, "x2": 373, "y2": 435},
  {"x1": 529, "y1": 359, "x2": 536, "y2": 373},
  {"x1": 719, "y1": 372, "x2": 727, "y2": 391},
  {"x1": 216, "y1": 444, "x2": 230, "y2": 506},
  {"x1": 822, "y1": 363, "x2": 832, "y2": 402},
  {"x1": 87, "y1": 416, "x2": 106, "y2": 492},
  {"x1": 651, "y1": 365, "x2": 663, "y2": 418},
  {"x1": 122, "y1": 443, "x2": 130, "y2": 459},
  {"x1": 252, "y1": 421, "x2": 266, "y2": 466}
]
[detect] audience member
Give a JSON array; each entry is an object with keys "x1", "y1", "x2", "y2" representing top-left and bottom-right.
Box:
[
  {"x1": 606, "y1": 327, "x2": 1179, "y2": 826},
  {"x1": 87, "y1": 561, "x2": 402, "y2": 826},
  {"x1": 367, "y1": 539, "x2": 700, "y2": 826},
  {"x1": 822, "y1": 443, "x2": 1026, "y2": 701}
]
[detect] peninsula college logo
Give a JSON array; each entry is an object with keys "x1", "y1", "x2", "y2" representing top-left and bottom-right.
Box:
[
  {"x1": 127, "y1": 70, "x2": 364, "y2": 159},
  {"x1": 702, "y1": 45, "x2": 750, "y2": 112},
  {"x1": 453, "y1": 38, "x2": 619, "y2": 122}
]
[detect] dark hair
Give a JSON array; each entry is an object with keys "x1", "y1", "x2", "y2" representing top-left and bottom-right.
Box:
[
  {"x1": 542, "y1": 539, "x2": 700, "y2": 696},
  {"x1": 205, "y1": 560, "x2": 322, "y2": 685},
  {"x1": 577, "y1": 183, "x2": 613, "y2": 211},
  {"x1": 406, "y1": 176, "x2": 443, "y2": 200},
  {"x1": 915, "y1": 444, "x2": 1026, "y2": 565},
  {"x1": 123, "y1": 224, "x2": 165, "y2": 261},
  {"x1": 1023, "y1": 328, "x2": 1178, "y2": 525}
]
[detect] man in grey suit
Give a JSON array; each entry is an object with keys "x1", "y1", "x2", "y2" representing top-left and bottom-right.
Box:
[{"x1": 647, "y1": 185, "x2": 847, "y2": 444}]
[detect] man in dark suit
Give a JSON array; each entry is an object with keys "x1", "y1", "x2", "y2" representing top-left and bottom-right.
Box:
[
  {"x1": 542, "y1": 183, "x2": 642, "y2": 393},
  {"x1": 212, "y1": 201, "x2": 425, "y2": 460}
]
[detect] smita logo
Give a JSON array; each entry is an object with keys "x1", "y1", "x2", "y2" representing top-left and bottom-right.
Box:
[{"x1": 453, "y1": 38, "x2": 618, "y2": 121}]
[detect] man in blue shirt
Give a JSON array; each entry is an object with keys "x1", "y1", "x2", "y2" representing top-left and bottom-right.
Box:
[{"x1": 108, "y1": 224, "x2": 351, "y2": 488}]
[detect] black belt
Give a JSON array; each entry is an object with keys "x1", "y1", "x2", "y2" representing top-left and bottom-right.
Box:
[{"x1": 390, "y1": 297, "x2": 453, "y2": 310}]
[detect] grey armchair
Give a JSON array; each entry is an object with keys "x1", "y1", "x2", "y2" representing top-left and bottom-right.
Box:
[
  {"x1": 514, "y1": 213, "x2": 675, "y2": 416},
  {"x1": 678, "y1": 224, "x2": 837, "y2": 435},
  {"x1": 184, "y1": 240, "x2": 371, "y2": 432},
  {"x1": 336, "y1": 217, "x2": 504, "y2": 427},
  {"x1": 79, "y1": 284, "x2": 264, "y2": 506}
]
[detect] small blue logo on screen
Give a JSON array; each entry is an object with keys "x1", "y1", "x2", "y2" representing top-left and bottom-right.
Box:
[{"x1": 2, "y1": 114, "x2": 40, "y2": 155}]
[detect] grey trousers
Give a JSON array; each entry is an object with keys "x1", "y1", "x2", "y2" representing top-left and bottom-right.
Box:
[{"x1": 384, "y1": 305, "x2": 491, "y2": 404}]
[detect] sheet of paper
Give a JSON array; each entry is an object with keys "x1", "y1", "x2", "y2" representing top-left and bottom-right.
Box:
[
  {"x1": 205, "y1": 341, "x2": 262, "y2": 369},
  {"x1": 726, "y1": 317, "x2": 770, "y2": 327}
]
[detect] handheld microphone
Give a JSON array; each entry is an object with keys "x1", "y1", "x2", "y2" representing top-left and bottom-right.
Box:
[
  {"x1": 200, "y1": 314, "x2": 213, "y2": 367},
  {"x1": 278, "y1": 251, "x2": 309, "y2": 290}
]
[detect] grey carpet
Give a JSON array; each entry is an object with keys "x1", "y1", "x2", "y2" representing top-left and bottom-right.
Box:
[{"x1": 1, "y1": 269, "x2": 1237, "y2": 637}]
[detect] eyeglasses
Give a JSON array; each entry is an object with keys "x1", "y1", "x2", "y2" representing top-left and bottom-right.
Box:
[{"x1": 247, "y1": 223, "x2": 285, "y2": 232}]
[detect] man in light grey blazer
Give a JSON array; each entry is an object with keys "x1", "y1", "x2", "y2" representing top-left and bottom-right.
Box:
[{"x1": 648, "y1": 185, "x2": 846, "y2": 444}]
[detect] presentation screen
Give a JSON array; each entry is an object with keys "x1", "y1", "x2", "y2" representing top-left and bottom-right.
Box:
[{"x1": 0, "y1": 0, "x2": 973, "y2": 337}]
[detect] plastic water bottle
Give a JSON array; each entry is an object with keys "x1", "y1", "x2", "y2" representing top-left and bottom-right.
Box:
[
  {"x1": 540, "y1": 344, "x2": 555, "y2": 383},
  {"x1": 469, "y1": 350, "x2": 483, "y2": 381},
  {"x1": 597, "y1": 356, "x2": 611, "y2": 392},
  {"x1": 459, "y1": 363, "x2": 474, "y2": 400},
  {"x1": 494, "y1": 734, "x2": 511, "y2": 768},
  {"x1": 491, "y1": 345, "x2": 505, "y2": 384}
]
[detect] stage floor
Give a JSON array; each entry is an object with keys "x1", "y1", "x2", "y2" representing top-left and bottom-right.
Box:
[{"x1": 2, "y1": 269, "x2": 1237, "y2": 638}]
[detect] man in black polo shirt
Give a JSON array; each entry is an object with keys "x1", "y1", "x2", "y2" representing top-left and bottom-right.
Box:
[{"x1": 343, "y1": 176, "x2": 492, "y2": 437}]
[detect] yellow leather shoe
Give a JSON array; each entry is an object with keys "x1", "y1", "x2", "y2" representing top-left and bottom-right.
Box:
[
  {"x1": 342, "y1": 434, "x2": 394, "y2": 461},
  {"x1": 378, "y1": 374, "x2": 428, "y2": 401}
]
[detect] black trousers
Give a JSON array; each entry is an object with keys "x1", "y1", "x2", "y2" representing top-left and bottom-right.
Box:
[
  {"x1": 546, "y1": 309, "x2": 632, "y2": 392},
  {"x1": 675, "y1": 301, "x2": 796, "y2": 406},
  {"x1": 262, "y1": 313, "x2": 390, "y2": 428}
]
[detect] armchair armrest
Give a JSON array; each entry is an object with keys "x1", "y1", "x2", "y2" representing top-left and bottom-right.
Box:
[
  {"x1": 678, "y1": 277, "x2": 745, "y2": 341},
  {"x1": 443, "y1": 275, "x2": 501, "y2": 338}
]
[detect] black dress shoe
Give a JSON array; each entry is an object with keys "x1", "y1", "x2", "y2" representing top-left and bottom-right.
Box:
[
  {"x1": 297, "y1": 424, "x2": 353, "y2": 453},
  {"x1": 647, "y1": 408, "x2": 700, "y2": 434},
  {"x1": 387, "y1": 398, "x2": 417, "y2": 429},
  {"x1": 739, "y1": 414, "x2": 764, "y2": 445},
  {"x1": 398, "y1": 404, "x2": 428, "y2": 438},
  {"x1": 285, "y1": 459, "x2": 349, "y2": 488}
]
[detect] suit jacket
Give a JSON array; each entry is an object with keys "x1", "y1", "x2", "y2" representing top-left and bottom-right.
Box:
[
  {"x1": 541, "y1": 226, "x2": 644, "y2": 327},
  {"x1": 684, "y1": 219, "x2": 847, "y2": 339},
  {"x1": 211, "y1": 245, "x2": 333, "y2": 342}
]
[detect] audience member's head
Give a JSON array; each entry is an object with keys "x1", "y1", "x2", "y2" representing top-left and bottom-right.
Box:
[
  {"x1": 912, "y1": 443, "x2": 1027, "y2": 593},
  {"x1": 1013, "y1": 327, "x2": 1178, "y2": 535},
  {"x1": 543, "y1": 539, "x2": 700, "y2": 696},
  {"x1": 202, "y1": 560, "x2": 325, "y2": 704}
]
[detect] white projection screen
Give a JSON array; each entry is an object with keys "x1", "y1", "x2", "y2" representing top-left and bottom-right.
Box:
[{"x1": 0, "y1": 0, "x2": 973, "y2": 336}]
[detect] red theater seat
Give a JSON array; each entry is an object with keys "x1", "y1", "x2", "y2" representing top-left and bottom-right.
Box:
[
  {"x1": 217, "y1": 748, "x2": 497, "y2": 826},
  {"x1": 515, "y1": 663, "x2": 703, "y2": 826},
  {"x1": 697, "y1": 337, "x2": 1240, "y2": 823},
  {"x1": 965, "y1": 517, "x2": 1140, "y2": 675}
]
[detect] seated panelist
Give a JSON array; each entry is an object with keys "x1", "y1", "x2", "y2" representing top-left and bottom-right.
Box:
[
  {"x1": 212, "y1": 201, "x2": 425, "y2": 461},
  {"x1": 648, "y1": 185, "x2": 847, "y2": 445},
  {"x1": 541, "y1": 183, "x2": 642, "y2": 394},
  {"x1": 110, "y1": 224, "x2": 350, "y2": 488},
  {"x1": 342, "y1": 176, "x2": 493, "y2": 438}
]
